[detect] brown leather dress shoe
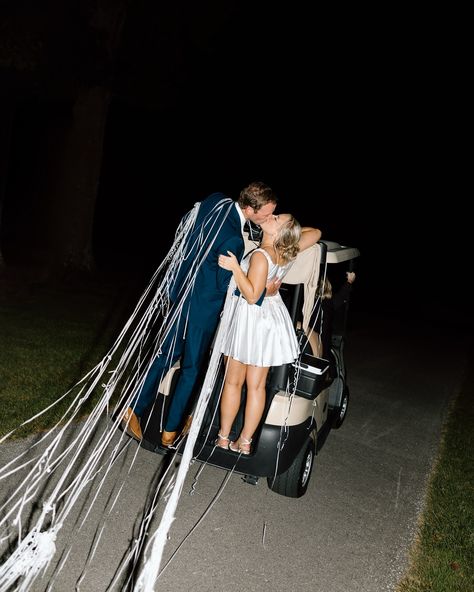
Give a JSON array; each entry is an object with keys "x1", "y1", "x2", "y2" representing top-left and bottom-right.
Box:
[
  {"x1": 161, "y1": 430, "x2": 177, "y2": 447},
  {"x1": 120, "y1": 407, "x2": 143, "y2": 441},
  {"x1": 182, "y1": 415, "x2": 193, "y2": 436}
]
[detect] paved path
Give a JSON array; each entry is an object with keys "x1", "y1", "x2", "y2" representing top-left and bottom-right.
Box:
[{"x1": 0, "y1": 313, "x2": 468, "y2": 592}]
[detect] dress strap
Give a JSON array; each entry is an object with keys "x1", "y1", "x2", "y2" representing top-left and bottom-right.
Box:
[{"x1": 251, "y1": 247, "x2": 274, "y2": 265}]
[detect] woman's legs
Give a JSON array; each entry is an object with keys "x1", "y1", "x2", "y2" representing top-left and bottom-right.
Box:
[
  {"x1": 235, "y1": 365, "x2": 270, "y2": 450},
  {"x1": 219, "y1": 357, "x2": 246, "y2": 440},
  {"x1": 307, "y1": 330, "x2": 322, "y2": 357}
]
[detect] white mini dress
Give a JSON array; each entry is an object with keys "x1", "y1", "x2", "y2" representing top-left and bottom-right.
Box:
[{"x1": 219, "y1": 248, "x2": 300, "y2": 367}]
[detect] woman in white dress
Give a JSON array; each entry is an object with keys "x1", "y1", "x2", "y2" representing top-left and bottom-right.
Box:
[{"x1": 216, "y1": 214, "x2": 321, "y2": 454}]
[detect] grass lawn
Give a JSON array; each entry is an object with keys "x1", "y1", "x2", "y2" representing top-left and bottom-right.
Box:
[
  {"x1": 395, "y1": 348, "x2": 474, "y2": 592},
  {"x1": 0, "y1": 268, "x2": 140, "y2": 439}
]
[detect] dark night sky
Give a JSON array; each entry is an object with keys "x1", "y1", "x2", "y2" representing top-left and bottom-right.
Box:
[
  {"x1": 3, "y1": 2, "x2": 468, "y2": 324},
  {"x1": 97, "y1": 5, "x2": 465, "y2": 318},
  {"x1": 97, "y1": 6, "x2": 404, "y2": 249}
]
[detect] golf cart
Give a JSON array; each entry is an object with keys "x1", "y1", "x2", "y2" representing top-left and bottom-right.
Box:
[{"x1": 140, "y1": 239, "x2": 360, "y2": 498}]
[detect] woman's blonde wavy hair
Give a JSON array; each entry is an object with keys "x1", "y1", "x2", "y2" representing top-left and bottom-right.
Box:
[{"x1": 273, "y1": 215, "x2": 301, "y2": 266}]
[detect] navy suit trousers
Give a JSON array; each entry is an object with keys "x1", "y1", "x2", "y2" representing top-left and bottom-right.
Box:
[
  {"x1": 132, "y1": 318, "x2": 185, "y2": 417},
  {"x1": 133, "y1": 317, "x2": 215, "y2": 431},
  {"x1": 164, "y1": 322, "x2": 215, "y2": 431}
]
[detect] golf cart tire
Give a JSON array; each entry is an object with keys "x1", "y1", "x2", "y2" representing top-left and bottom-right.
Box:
[
  {"x1": 267, "y1": 437, "x2": 315, "y2": 498},
  {"x1": 332, "y1": 385, "x2": 349, "y2": 429}
]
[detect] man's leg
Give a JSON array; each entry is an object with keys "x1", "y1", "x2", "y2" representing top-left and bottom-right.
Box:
[
  {"x1": 163, "y1": 324, "x2": 214, "y2": 433},
  {"x1": 133, "y1": 355, "x2": 172, "y2": 417},
  {"x1": 121, "y1": 320, "x2": 184, "y2": 441}
]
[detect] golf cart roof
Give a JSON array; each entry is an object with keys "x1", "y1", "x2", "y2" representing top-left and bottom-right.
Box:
[{"x1": 321, "y1": 241, "x2": 360, "y2": 264}]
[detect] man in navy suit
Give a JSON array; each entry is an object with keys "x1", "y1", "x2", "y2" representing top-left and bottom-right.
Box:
[{"x1": 121, "y1": 182, "x2": 277, "y2": 448}]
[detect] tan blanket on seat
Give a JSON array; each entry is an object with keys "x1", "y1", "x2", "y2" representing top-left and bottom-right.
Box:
[{"x1": 283, "y1": 244, "x2": 321, "y2": 332}]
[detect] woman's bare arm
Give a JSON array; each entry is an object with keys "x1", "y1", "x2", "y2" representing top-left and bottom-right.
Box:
[
  {"x1": 218, "y1": 250, "x2": 268, "y2": 304},
  {"x1": 298, "y1": 227, "x2": 322, "y2": 252}
]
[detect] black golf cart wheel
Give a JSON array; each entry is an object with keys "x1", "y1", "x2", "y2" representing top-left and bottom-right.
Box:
[
  {"x1": 332, "y1": 386, "x2": 349, "y2": 429},
  {"x1": 267, "y1": 438, "x2": 315, "y2": 498}
]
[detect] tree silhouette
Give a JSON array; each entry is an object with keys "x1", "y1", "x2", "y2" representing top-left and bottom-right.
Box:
[{"x1": 1, "y1": 0, "x2": 239, "y2": 271}]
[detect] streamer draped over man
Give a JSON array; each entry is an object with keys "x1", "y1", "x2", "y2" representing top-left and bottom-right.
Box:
[
  {"x1": 0, "y1": 182, "x2": 284, "y2": 591},
  {"x1": 119, "y1": 181, "x2": 279, "y2": 450}
]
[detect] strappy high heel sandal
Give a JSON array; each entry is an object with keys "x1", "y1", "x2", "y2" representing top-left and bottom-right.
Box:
[
  {"x1": 229, "y1": 436, "x2": 252, "y2": 455},
  {"x1": 215, "y1": 433, "x2": 230, "y2": 450}
]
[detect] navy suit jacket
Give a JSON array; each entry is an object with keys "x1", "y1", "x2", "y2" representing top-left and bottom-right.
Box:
[{"x1": 170, "y1": 193, "x2": 244, "y2": 332}]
